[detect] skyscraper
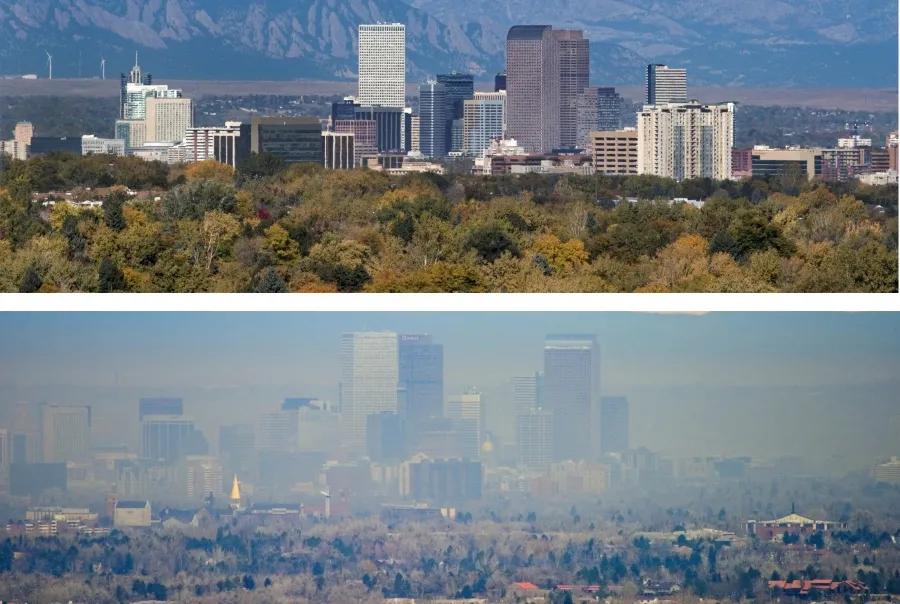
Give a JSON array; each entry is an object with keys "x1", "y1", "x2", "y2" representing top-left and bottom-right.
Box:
[
  {"x1": 494, "y1": 71, "x2": 507, "y2": 92},
  {"x1": 637, "y1": 101, "x2": 735, "y2": 181},
  {"x1": 506, "y1": 25, "x2": 560, "y2": 153},
  {"x1": 554, "y1": 30, "x2": 589, "y2": 148},
  {"x1": 219, "y1": 423, "x2": 255, "y2": 479},
  {"x1": 139, "y1": 397, "x2": 183, "y2": 421},
  {"x1": 41, "y1": 405, "x2": 91, "y2": 463},
  {"x1": 418, "y1": 79, "x2": 447, "y2": 158},
  {"x1": 340, "y1": 332, "x2": 400, "y2": 459},
  {"x1": 446, "y1": 390, "x2": 485, "y2": 460},
  {"x1": 436, "y1": 73, "x2": 474, "y2": 153},
  {"x1": 398, "y1": 334, "x2": 444, "y2": 428},
  {"x1": 358, "y1": 23, "x2": 406, "y2": 108},
  {"x1": 141, "y1": 416, "x2": 205, "y2": 463},
  {"x1": 599, "y1": 396, "x2": 629, "y2": 454},
  {"x1": 463, "y1": 92, "x2": 506, "y2": 156},
  {"x1": 0, "y1": 429, "x2": 9, "y2": 488},
  {"x1": 516, "y1": 409, "x2": 553, "y2": 471},
  {"x1": 512, "y1": 372, "x2": 543, "y2": 414},
  {"x1": 576, "y1": 87, "x2": 623, "y2": 151},
  {"x1": 543, "y1": 334, "x2": 599, "y2": 462},
  {"x1": 646, "y1": 64, "x2": 687, "y2": 104}
]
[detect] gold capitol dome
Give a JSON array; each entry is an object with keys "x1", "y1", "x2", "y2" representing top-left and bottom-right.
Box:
[
  {"x1": 230, "y1": 475, "x2": 242, "y2": 507},
  {"x1": 480, "y1": 440, "x2": 494, "y2": 453}
]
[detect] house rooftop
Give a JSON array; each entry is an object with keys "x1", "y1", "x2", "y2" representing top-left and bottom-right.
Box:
[{"x1": 115, "y1": 500, "x2": 149, "y2": 509}]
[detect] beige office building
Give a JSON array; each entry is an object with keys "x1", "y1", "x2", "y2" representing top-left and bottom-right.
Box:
[
  {"x1": 146, "y1": 97, "x2": 193, "y2": 143},
  {"x1": 590, "y1": 129, "x2": 638, "y2": 175},
  {"x1": 637, "y1": 101, "x2": 734, "y2": 181},
  {"x1": 410, "y1": 116, "x2": 420, "y2": 153},
  {"x1": 357, "y1": 23, "x2": 406, "y2": 108},
  {"x1": 41, "y1": 405, "x2": 91, "y2": 463},
  {"x1": 14, "y1": 121, "x2": 33, "y2": 145}
]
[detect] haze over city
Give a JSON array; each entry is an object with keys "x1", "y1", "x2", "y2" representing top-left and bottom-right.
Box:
[{"x1": 1, "y1": 312, "x2": 897, "y2": 466}]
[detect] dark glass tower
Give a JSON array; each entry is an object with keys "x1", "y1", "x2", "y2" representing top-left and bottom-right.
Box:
[
  {"x1": 138, "y1": 397, "x2": 183, "y2": 421},
  {"x1": 398, "y1": 334, "x2": 444, "y2": 429},
  {"x1": 543, "y1": 334, "x2": 599, "y2": 462},
  {"x1": 436, "y1": 73, "x2": 474, "y2": 153},
  {"x1": 494, "y1": 71, "x2": 507, "y2": 92}
]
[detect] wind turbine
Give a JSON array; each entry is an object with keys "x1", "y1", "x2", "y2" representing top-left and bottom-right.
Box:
[
  {"x1": 100, "y1": 54, "x2": 106, "y2": 80},
  {"x1": 45, "y1": 51, "x2": 52, "y2": 80},
  {"x1": 320, "y1": 489, "x2": 331, "y2": 521}
]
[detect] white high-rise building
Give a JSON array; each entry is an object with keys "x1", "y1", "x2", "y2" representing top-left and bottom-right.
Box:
[
  {"x1": 516, "y1": 409, "x2": 553, "y2": 471},
  {"x1": 340, "y1": 332, "x2": 399, "y2": 459},
  {"x1": 183, "y1": 122, "x2": 244, "y2": 165},
  {"x1": 358, "y1": 24, "x2": 406, "y2": 108},
  {"x1": 446, "y1": 391, "x2": 485, "y2": 460},
  {"x1": 124, "y1": 84, "x2": 182, "y2": 120},
  {"x1": 41, "y1": 405, "x2": 91, "y2": 463},
  {"x1": 146, "y1": 97, "x2": 193, "y2": 143},
  {"x1": 645, "y1": 64, "x2": 687, "y2": 104},
  {"x1": 637, "y1": 101, "x2": 734, "y2": 181},
  {"x1": 463, "y1": 92, "x2": 506, "y2": 156}
]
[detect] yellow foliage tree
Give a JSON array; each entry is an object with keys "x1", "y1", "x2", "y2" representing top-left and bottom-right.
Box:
[
  {"x1": 532, "y1": 234, "x2": 589, "y2": 274},
  {"x1": 201, "y1": 210, "x2": 242, "y2": 271},
  {"x1": 651, "y1": 234, "x2": 709, "y2": 288},
  {"x1": 265, "y1": 223, "x2": 300, "y2": 262},
  {"x1": 184, "y1": 160, "x2": 235, "y2": 184}
]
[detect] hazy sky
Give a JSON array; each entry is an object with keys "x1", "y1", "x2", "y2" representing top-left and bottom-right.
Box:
[
  {"x1": 1, "y1": 312, "x2": 898, "y2": 461},
  {"x1": 1, "y1": 312, "x2": 897, "y2": 391}
]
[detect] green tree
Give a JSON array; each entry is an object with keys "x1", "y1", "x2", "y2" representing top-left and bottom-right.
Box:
[
  {"x1": 104, "y1": 191, "x2": 127, "y2": 231},
  {"x1": 98, "y1": 256, "x2": 126, "y2": 292},
  {"x1": 18, "y1": 265, "x2": 43, "y2": 293},
  {"x1": 255, "y1": 268, "x2": 288, "y2": 293}
]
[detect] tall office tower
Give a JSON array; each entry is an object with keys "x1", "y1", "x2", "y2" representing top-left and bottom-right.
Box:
[
  {"x1": 335, "y1": 120, "x2": 377, "y2": 162},
  {"x1": 398, "y1": 335, "x2": 443, "y2": 428},
  {"x1": 323, "y1": 131, "x2": 355, "y2": 169},
  {"x1": 41, "y1": 405, "x2": 91, "y2": 463},
  {"x1": 367, "y1": 411, "x2": 407, "y2": 463},
  {"x1": 553, "y1": 29, "x2": 589, "y2": 148},
  {"x1": 543, "y1": 334, "x2": 599, "y2": 462},
  {"x1": 494, "y1": 71, "x2": 507, "y2": 92},
  {"x1": 512, "y1": 372, "x2": 544, "y2": 414},
  {"x1": 446, "y1": 390, "x2": 486, "y2": 460},
  {"x1": 436, "y1": 73, "x2": 475, "y2": 153},
  {"x1": 250, "y1": 117, "x2": 324, "y2": 164},
  {"x1": 506, "y1": 25, "x2": 560, "y2": 153},
  {"x1": 637, "y1": 101, "x2": 735, "y2": 181},
  {"x1": 463, "y1": 92, "x2": 506, "y2": 156},
  {"x1": 516, "y1": 409, "x2": 553, "y2": 470},
  {"x1": 599, "y1": 396, "x2": 629, "y2": 454},
  {"x1": 331, "y1": 99, "x2": 358, "y2": 126},
  {"x1": 0, "y1": 428, "x2": 9, "y2": 487},
  {"x1": 219, "y1": 423, "x2": 255, "y2": 479},
  {"x1": 145, "y1": 96, "x2": 193, "y2": 143},
  {"x1": 340, "y1": 332, "x2": 400, "y2": 459},
  {"x1": 139, "y1": 397, "x2": 183, "y2": 421},
  {"x1": 141, "y1": 415, "x2": 205, "y2": 463},
  {"x1": 576, "y1": 87, "x2": 623, "y2": 151},
  {"x1": 353, "y1": 106, "x2": 405, "y2": 152},
  {"x1": 357, "y1": 23, "x2": 406, "y2": 108},
  {"x1": 258, "y1": 411, "x2": 295, "y2": 452},
  {"x1": 418, "y1": 79, "x2": 447, "y2": 158},
  {"x1": 646, "y1": 64, "x2": 687, "y2": 104}
]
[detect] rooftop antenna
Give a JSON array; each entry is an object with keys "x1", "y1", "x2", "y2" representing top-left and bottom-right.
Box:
[
  {"x1": 100, "y1": 54, "x2": 106, "y2": 80},
  {"x1": 45, "y1": 50, "x2": 52, "y2": 80}
]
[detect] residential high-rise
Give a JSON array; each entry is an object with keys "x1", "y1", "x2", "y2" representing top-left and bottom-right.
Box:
[
  {"x1": 340, "y1": 332, "x2": 400, "y2": 459},
  {"x1": 398, "y1": 334, "x2": 443, "y2": 428},
  {"x1": 543, "y1": 334, "x2": 599, "y2": 462},
  {"x1": 323, "y1": 131, "x2": 355, "y2": 169},
  {"x1": 418, "y1": 79, "x2": 447, "y2": 159},
  {"x1": 410, "y1": 116, "x2": 420, "y2": 153},
  {"x1": 182, "y1": 122, "x2": 250, "y2": 167},
  {"x1": 599, "y1": 396, "x2": 629, "y2": 454},
  {"x1": 446, "y1": 390, "x2": 485, "y2": 460},
  {"x1": 463, "y1": 92, "x2": 506, "y2": 156},
  {"x1": 40, "y1": 405, "x2": 91, "y2": 463},
  {"x1": 646, "y1": 64, "x2": 687, "y2": 104},
  {"x1": 506, "y1": 25, "x2": 560, "y2": 153},
  {"x1": 184, "y1": 456, "x2": 223, "y2": 500},
  {"x1": 250, "y1": 117, "x2": 324, "y2": 164},
  {"x1": 14, "y1": 121, "x2": 33, "y2": 145},
  {"x1": 436, "y1": 73, "x2": 475, "y2": 153},
  {"x1": 637, "y1": 101, "x2": 735, "y2": 181},
  {"x1": 357, "y1": 23, "x2": 406, "y2": 108},
  {"x1": 494, "y1": 71, "x2": 507, "y2": 92},
  {"x1": 553, "y1": 30, "x2": 589, "y2": 148}
]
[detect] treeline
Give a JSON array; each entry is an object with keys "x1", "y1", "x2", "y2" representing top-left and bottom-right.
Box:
[{"x1": 0, "y1": 152, "x2": 896, "y2": 293}]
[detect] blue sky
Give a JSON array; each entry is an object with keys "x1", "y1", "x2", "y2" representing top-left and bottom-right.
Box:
[{"x1": 1, "y1": 312, "x2": 897, "y2": 391}]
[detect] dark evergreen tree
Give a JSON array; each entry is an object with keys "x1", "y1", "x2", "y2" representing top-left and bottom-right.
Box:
[
  {"x1": 18, "y1": 265, "x2": 43, "y2": 293},
  {"x1": 98, "y1": 256, "x2": 126, "y2": 292},
  {"x1": 254, "y1": 268, "x2": 288, "y2": 293}
]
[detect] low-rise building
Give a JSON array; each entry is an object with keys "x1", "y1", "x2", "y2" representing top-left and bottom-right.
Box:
[
  {"x1": 746, "y1": 510, "x2": 846, "y2": 541},
  {"x1": 590, "y1": 129, "x2": 638, "y2": 175},
  {"x1": 113, "y1": 500, "x2": 151, "y2": 527},
  {"x1": 81, "y1": 135, "x2": 126, "y2": 156}
]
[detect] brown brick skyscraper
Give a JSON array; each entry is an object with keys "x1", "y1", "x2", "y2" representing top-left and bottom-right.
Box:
[
  {"x1": 554, "y1": 29, "x2": 589, "y2": 149},
  {"x1": 506, "y1": 25, "x2": 560, "y2": 153}
]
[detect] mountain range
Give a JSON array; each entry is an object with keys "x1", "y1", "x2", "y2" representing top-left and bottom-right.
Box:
[{"x1": 0, "y1": 0, "x2": 896, "y2": 88}]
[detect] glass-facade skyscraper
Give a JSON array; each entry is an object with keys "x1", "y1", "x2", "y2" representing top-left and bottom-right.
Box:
[
  {"x1": 339, "y1": 331, "x2": 399, "y2": 459},
  {"x1": 599, "y1": 396, "x2": 629, "y2": 454},
  {"x1": 398, "y1": 334, "x2": 443, "y2": 428},
  {"x1": 543, "y1": 334, "x2": 599, "y2": 462}
]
